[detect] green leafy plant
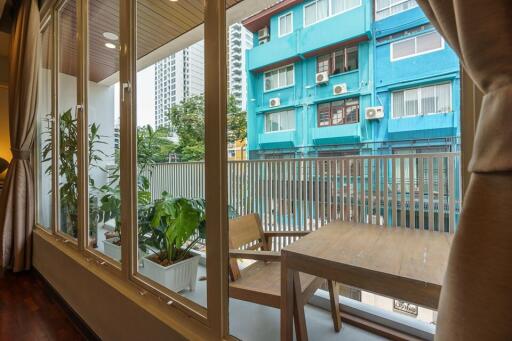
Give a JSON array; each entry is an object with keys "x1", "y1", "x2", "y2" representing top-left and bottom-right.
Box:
[
  {"x1": 42, "y1": 109, "x2": 106, "y2": 239},
  {"x1": 142, "y1": 194, "x2": 206, "y2": 265}
]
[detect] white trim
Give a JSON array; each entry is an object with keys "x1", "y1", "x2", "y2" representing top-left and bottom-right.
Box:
[
  {"x1": 303, "y1": 0, "x2": 362, "y2": 28},
  {"x1": 391, "y1": 82, "x2": 453, "y2": 119},
  {"x1": 264, "y1": 109, "x2": 296, "y2": 133},
  {"x1": 263, "y1": 64, "x2": 295, "y2": 92},
  {"x1": 390, "y1": 31, "x2": 445, "y2": 62},
  {"x1": 278, "y1": 11, "x2": 294, "y2": 38},
  {"x1": 375, "y1": 0, "x2": 418, "y2": 21}
]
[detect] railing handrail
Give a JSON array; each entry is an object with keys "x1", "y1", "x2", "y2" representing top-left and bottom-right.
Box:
[{"x1": 148, "y1": 152, "x2": 461, "y2": 166}]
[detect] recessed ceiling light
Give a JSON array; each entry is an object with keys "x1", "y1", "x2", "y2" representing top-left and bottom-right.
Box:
[
  {"x1": 105, "y1": 42, "x2": 116, "y2": 49},
  {"x1": 169, "y1": 0, "x2": 178, "y2": 2},
  {"x1": 103, "y1": 32, "x2": 119, "y2": 41}
]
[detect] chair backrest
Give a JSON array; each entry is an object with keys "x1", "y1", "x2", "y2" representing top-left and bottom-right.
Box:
[{"x1": 228, "y1": 213, "x2": 269, "y2": 281}]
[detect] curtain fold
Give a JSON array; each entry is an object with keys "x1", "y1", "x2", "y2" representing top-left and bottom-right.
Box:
[
  {"x1": 0, "y1": 0, "x2": 40, "y2": 272},
  {"x1": 416, "y1": 0, "x2": 512, "y2": 339}
]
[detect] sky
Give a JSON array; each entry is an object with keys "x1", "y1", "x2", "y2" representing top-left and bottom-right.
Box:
[{"x1": 114, "y1": 65, "x2": 156, "y2": 128}]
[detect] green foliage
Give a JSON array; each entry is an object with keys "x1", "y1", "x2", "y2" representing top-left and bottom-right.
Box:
[
  {"x1": 167, "y1": 94, "x2": 247, "y2": 161},
  {"x1": 143, "y1": 195, "x2": 206, "y2": 263},
  {"x1": 41, "y1": 109, "x2": 106, "y2": 238}
]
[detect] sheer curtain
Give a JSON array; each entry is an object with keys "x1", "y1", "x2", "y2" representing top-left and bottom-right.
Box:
[
  {"x1": 0, "y1": 0, "x2": 40, "y2": 272},
  {"x1": 416, "y1": 1, "x2": 512, "y2": 339}
]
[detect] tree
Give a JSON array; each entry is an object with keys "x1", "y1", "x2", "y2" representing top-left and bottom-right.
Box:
[{"x1": 167, "y1": 94, "x2": 247, "y2": 161}]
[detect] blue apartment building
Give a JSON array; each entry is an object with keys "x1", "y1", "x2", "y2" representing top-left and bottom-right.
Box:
[{"x1": 242, "y1": 0, "x2": 460, "y2": 159}]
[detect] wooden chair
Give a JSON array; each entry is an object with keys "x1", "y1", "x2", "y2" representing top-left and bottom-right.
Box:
[{"x1": 228, "y1": 213, "x2": 342, "y2": 333}]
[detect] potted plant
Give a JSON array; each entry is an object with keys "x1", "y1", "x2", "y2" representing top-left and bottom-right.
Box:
[{"x1": 140, "y1": 194, "x2": 206, "y2": 292}]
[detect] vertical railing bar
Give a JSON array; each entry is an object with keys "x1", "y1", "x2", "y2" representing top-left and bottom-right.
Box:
[
  {"x1": 354, "y1": 160, "x2": 359, "y2": 223},
  {"x1": 340, "y1": 159, "x2": 345, "y2": 221},
  {"x1": 419, "y1": 157, "x2": 425, "y2": 230},
  {"x1": 346, "y1": 159, "x2": 351, "y2": 222},
  {"x1": 375, "y1": 158, "x2": 380, "y2": 225},
  {"x1": 383, "y1": 158, "x2": 388, "y2": 227},
  {"x1": 361, "y1": 159, "x2": 366, "y2": 224},
  {"x1": 409, "y1": 157, "x2": 415, "y2": 229},
  {"x1": 428, "y1": 157, "x2": 434, "y2": 231},
  {"x1": 400, "y1": 157, "x2": 406, "y2": 228},
  {"x1": 448, "y1": 156, "x2": 455, "y2": 233},
  {"x1": 315, "y1": 160, "x2": 320, "y2": 230},
  {"x1": 309, "y1": 159, "x2": 314, "y2": 231},
  {"x1": 368, "y1": 158, "x2": 373, "y2": 225},
  {"x1": 439, "y1": 156, "x2": 445, "y2": 233},
  {"x1": 392, "y1": 158, "x2": 397, "y2": 228}
]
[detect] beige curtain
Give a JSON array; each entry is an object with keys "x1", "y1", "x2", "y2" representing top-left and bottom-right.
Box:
[
  {"x1": 416, "y1": 1, "x2": 512, "y2": 339},
  {"x1": 0, "y1": 0, "x2": 40, "y2": 272}
]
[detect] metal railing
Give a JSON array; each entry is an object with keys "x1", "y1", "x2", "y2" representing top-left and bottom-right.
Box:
[{"x1": 144, "y1": 153, "x2": 461, "y2": 251}]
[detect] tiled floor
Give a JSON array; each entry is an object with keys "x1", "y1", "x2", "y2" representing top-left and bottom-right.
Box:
[{"x1": 183, "y1": 266, "x2": 388, "y2": 341}]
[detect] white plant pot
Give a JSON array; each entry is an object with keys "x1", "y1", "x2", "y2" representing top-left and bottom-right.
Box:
[
  {"x1": 103, "y1": 237, "x2": 149, "y2": 265},
  {"x1": 103, "y1": 237, "x2": 121, "y2": 261},
  {"x1": 141, "y1": 254, "x2": 200, "y2": 292}
]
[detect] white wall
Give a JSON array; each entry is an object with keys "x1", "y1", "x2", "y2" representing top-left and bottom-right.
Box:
[{"x1": 37, "y1": 70, "x2": 116, "y2": 227}]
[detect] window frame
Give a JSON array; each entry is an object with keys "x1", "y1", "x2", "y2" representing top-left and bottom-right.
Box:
[
  {"x1": 265, "y1": 109, "x2": 296, "y2": 133},
  {"x1": 391, "y1": 82, "x2": 453, "y2": 119},
  {"x1": 263, "y1": 64, "x2": 295, "y2": 92},
  {"x1": 390, "y1": 30, "x2": 445, "y2": 62},
  {"x1": 316, "y1": 44, "x2": 359, "y2": 75},
  {"x1": 278, "y1": 11, "x2": 294, "y2": 38},
  {"x1": 303, "y1": 0, "x2": 362, "y2": 28},
  {"x1": 375, "y1": 0, "x2": 418, "y2": 21},
  {"x1": 317, "y1": 97, "x2": 360, "y2": 127}
]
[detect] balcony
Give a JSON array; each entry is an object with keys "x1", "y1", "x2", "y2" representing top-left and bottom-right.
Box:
[
  {"x1": 258, "y1": 130, "x2": 296, "y2": 148},
  {"x1": 312, "y1": 123, "x2": 361, "y2": 145}
]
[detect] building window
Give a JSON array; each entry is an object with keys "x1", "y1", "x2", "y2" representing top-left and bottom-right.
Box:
[
  {"x1": 304, "y1": 0, "x2": 361, "y2": 27},
  {"x1": 317, "y1": 45, "x2": 358, "y2": 75},
  {"x1": 318, "y1": 98, "x2": 359, "y2": 127},
  {"x1": 265, "y1": 109, "x2": 295, "y2": 132},
  {"x1": 278, "y1": 12, "x2": 293, "y2": 37},
  {"x1": 375, "y1": 0, "x2": 418, "y2": 20},
  {"x1": 264, "y1": 64, "x2": 294, "y2": 91},
  {"x1": 392, "y1": 82, "x2": 452, "y2": 118},
  {"x1": 391, "y1": 31, "x2": 444, "y2": 61}
]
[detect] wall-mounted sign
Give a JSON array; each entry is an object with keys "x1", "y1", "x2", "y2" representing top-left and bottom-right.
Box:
[{"x1": 393, "y1": 299, "x2": 418, "y2": 316}]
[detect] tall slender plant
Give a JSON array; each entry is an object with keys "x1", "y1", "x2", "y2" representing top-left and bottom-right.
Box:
[{"x1": 42, "y1": 109, "x2": 106, "y2": 238}]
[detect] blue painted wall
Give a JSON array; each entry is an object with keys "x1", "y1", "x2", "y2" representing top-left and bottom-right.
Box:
[{"x1": 245, "y1": 0, "x2": 461, "y2": 159}]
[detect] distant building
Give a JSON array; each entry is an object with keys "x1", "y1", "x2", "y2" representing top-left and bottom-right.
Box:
[
  {"x1": 228, "y1": 23, "x2": 253, "y2": 110},
  {"x1": 242, "y1": 0, "x2": 460, "y2": 159},
  {"x1": 154, "y1": 41, "x2": 205, "y2": 136}
]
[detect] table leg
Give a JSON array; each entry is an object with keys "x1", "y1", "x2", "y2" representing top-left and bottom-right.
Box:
[
  {"x1": 328, "y1": 280, "x2": 341, "y2": 332},
  {"x1": 281, "y1": 252, "x2": 294, "y2": 341},
  {"x1": 293, "y1": 271, "x2": 308, "y2": 341}
]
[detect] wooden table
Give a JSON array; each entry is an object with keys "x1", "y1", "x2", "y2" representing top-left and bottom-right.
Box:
[{"x1": 280, "y1": 221, "x2": 453, "y2": 340}]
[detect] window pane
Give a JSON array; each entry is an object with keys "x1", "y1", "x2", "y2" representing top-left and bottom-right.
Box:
[
  {"x1": 317, "y1": 0, "x2": 329, "y2": 20},
  {"x1": 279, "y1": 13, "x2": 292, "y2": 36},
  {"x1": 376, "y1": 0, "x2": 390, "y2": 10},
  {"x1": 346, "y1": 46, "x2": 358, "y2": 71},
  {"x1": 304, "y1": 3, "x2": 316, "y2": 26},
  {"x1": 331, "y1": 101, "x2": 344, "y2": 125},
  {"x1": 318, "y1": 103, "x2": 331, "y2": 126},
  {"x1": 88, "y1": 0, "x2": 121, "y2": 258},
  {"x1": 332, "y1": 51, "x2": 343, "y2": 74},
  {"x1": 345, "y1": 98, "x2": 359, "y2": 123},
  {"x1": 436, "y1": 83, "x2": 452, "y2": 112},
  {"x1": 392, "y1": 38, "x2": 415, "y2": 59},
  {"x1": 36, "y1": 22, "x2": 53, "y2": 230},
  {"x1": 282, "y1": 110, "x2": 295, "y2": 130},
  {"x1": 416, "y1": 31, "x2": 443, "y2": 53},
  {"x1": 404, "y1": 89, "x2": 419, "y2": 116},
  {"x1": 278, "y1": 68, "x2": 287, "y2": 87},
  {"x1": 392, "y1": 90, "x2": 405, "y2": 118},
  {"x1": 58, "y1": 0, "x2": 79, "y2": 239},
  {"x1": 332, "y1": 0, "x2": 345, "y2": 14},
  {"x1": 420, "y1": 85, "x2": 436, "y2": 114},
  {"x1": 286, "y1": 65, "x2": 294, "y2": 85},
  {"x1": 318, "y1": 54, "x2": 330, "y2": 73}
]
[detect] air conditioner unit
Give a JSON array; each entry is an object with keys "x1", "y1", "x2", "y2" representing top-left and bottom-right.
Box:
[
  {"x1": 316, "y1": 72, "x2": 329, "y2": 85},
  {"x1": 365, "y1": 106, "x2": 384, "y2": 120},
  {"x1": 269, "y1": 97, "x2": 281, "y2": 108},
  {"x1": 333, "y1": 83, "x2": 348, "y2": 95},
  {"x1": 258, "y1": 27, "x2": 269, "y2": 40}
]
